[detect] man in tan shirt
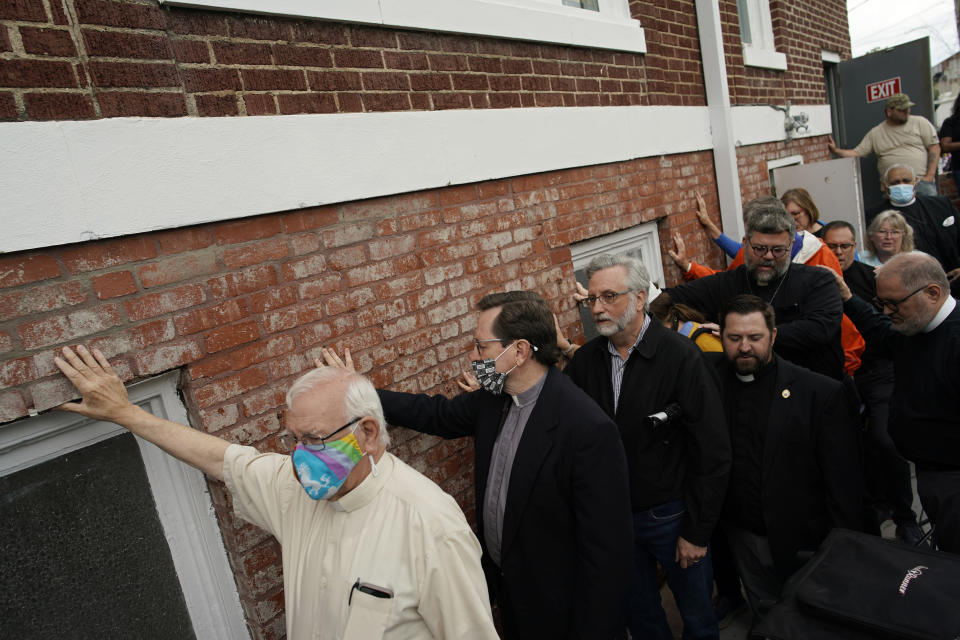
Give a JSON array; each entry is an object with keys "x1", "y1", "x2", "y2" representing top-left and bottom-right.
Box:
[
  {"x1": 829, "y1": 93, "x2": 940, "y2": 196},
  {"x1": 54, "y1": 345, "x2": 498, "y2": 640}
]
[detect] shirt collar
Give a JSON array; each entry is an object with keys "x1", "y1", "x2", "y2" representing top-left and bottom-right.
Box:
[
  {"x1": 606, "y1": 313, "x2": 651, "y2": 359},
  {"x1": 924, "y1": 296, "x2": 957, "y2": 333},
  {"x1": 332, "y1": 452, "x2": 394, "y2": 512},
  {"x1": 511, "y1": 369, "x2": 547, "y2": 407}
]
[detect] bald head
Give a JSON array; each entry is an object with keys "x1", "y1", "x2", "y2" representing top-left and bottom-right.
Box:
[{"x1": 875, "y1": 252, "x2": 950, "y2": 335}]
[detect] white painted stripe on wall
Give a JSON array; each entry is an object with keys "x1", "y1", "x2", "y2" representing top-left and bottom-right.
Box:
[
  {"x1": 730, "y1": 104, "x2": 833, "y2": 147},
  {"x1": 1, "y1": 104, "x2": 829, "y2": 254}
]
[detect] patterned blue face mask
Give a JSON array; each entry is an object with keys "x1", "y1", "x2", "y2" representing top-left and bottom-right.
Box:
[{"x1": 470, "y1": 345, "x2": 517, "y2": 395}]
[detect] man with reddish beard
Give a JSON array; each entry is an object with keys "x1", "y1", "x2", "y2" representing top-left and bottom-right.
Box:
[
  {"x1": 711, "y1": 295, "x2": 861, "y2": 619},
  {"x1": 564, "y1": 254, "x2": 730, "y2": 640},
  {"x1": 660, "y1": 197, "x2": 845, "y2": 380}
]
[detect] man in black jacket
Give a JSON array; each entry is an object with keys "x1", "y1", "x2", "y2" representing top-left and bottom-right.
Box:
[
  {"x1": 663, "y1": 197, "x2": 845, "y2": 380},
  {"x1": 713, "y1": 295, "x2": 862, "y2": 617},
  {"x1": 565, "y1": 254, "x2": 730, "y2": 640},
  {"x1": 835, "y1": 252, "x2": 960, "y2": 553},
  {"x1": 822, "y1": 221, "x2": 922, "y2": 543},
  {"x1": 325, "y1": 292, "x2": 634, "y2": 640}
]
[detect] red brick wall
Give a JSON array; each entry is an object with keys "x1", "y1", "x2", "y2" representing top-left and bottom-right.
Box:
[
  {"x1": 736, "y1": 135, "x2": 832, "y2": 203},
  {"x1": 629, "y1": 0, "x2": 706, "y2": 106},
  {"x1": 721, "y1": 0, "x2": 851, "y2": 105},
  {"x1": 0, "y1": 148, "x2": 720, "y2": 639},
  {"x1": 0, "y1": 0, "x2": 654, "y2": 121}
]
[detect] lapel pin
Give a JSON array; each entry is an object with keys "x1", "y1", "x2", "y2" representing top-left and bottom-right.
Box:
[{"x1": 781, "y1": 389, "x2": 791, "y2": 399}]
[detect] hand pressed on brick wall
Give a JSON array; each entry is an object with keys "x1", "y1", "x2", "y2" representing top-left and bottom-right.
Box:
[
  {"x1": 55, "y1": 345, "x2": 230, "y2": 480},
  {"x1": 315, "y1": 346, "x2": 356, "y2": 372}
]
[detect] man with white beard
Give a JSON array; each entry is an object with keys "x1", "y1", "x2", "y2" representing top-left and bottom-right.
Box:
[
  {"x1": 564, "y1": 254, "x2": 731, "y2": 640},
  {"x1": 661, "y1": 197, "x2": 845, "y2": 381}
]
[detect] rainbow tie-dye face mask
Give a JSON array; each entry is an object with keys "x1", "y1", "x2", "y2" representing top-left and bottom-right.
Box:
[{"x1": 291, "y1": 426, "x2": 365, "y2": 500}]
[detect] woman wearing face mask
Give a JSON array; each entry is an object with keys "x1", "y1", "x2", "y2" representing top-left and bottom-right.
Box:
[{"x1": 861, "y1": 210, "x2": 915, "y2": 267}]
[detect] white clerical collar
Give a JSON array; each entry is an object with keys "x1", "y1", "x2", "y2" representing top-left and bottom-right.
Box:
[
  {"x1": 736, "y1": 373, "x2": 755, "y2": 383},
  {"x1": 332, "y1": 452, "x2": 393, "y2": 512},
  {"x1": 924, "y1": 296, "x2": 957, "y2": 333}
]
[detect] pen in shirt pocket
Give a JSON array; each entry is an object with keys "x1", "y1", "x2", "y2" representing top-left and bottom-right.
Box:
[{"x1": 349, "y1": 579, "x2": 394, "y2": 605}]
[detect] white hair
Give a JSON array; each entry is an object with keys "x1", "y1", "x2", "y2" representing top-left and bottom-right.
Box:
[
  {"x1": 285, "y1": 367, "x2": 390, "y2": 447},
  {"x1": 883, "y1": 164, "x2": 915, "y2": 184}
]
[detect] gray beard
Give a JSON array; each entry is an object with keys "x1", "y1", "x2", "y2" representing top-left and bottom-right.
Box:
[{"x1": 595, "y1": 301, "x2": 637, "y2": 337}]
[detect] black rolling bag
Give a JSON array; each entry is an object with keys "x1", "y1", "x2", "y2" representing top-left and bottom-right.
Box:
[{"x1": 752, "y1": 528, "x2": 960, "y2": 640}]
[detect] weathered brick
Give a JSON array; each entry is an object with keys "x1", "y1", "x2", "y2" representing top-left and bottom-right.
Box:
[
  {"x1": 320, "y1": 223, "x2": 375, "y2": 249},
  {"x1": 223, "y1": 412, "x2": 280, "y2": 446},
  {"x1": 75, "y1": 0, "x2": 166, "y2": 28},
  {"x1": 139, "y1": 253, "x2": 217, "y2": 288},
  {"x1": 133, "y1": 338, "x2": 204, "y2": 376},
  {"x1": 193, "y1": 367, "x2": 268, "y2": 409},
  {"x1": 155, "y1": 227, "x2": 214, "y2": 255},
  {"x1": 261, "y1": 301, "x2": 324, "y2": 333},
  {"x1": 18, "y1": 305, "x2": 123, "y2": 350},
  {"x1": 277, "y1": 92, "x2": 336, "y2": 115},
  {"x1": 280, "y1": 206, "x2": 339, "y2": 233},
  {"x1": 298, "y1": 274, "x2": 342, "y2": 300},
  {"x1": 281, "y1": 254, "x2": 326, "y2": 281},
  {"x1": 346, "y1": 261, "x2": 396, "y2": 287},
  {"x1": 0, "y1": 0, "x2": 48, "y2": 21},
  {"x1": 0, "y1": 280, "x2": 87, "y2": 321},
  {"x1": 0, "y1": 254, "x2": 60, "y2": 289},
  {"x1": 368, "y1": 235, "x2": 416, "y2": 260},
  {"x1": 273, "y1": 43, "x2": 331, "y2": 68},
  {"x1": 0, "y1": 92, "x2": 17, "y2": 120},
  {"x1": 0, "y1": 330, "x2": 13, "y2": 353},
  {"x1": 199, "y1": 403, "x2": 239, "y2": 432},
  {"x1": 241, "y1": 385, "x2": 285, "y2": 417},
  {"x1": 214, "y1": 217, "x2": 283, "y2": 245},
  {"x1": 333, "y1": 48, "x2": 383, "y2": 69},
  {"x1": 207, "y1": 265, "x2": 277, "y2": 299},
  {"x1": 0, "y1": 389, "x2": 27, "y2": 422},
  {"x1": 0, "y1": 356, "x2": 37, "y2": 389},
  {"x1": 164, "y1": 10, "x2": 228, "y2": 37},
  {"x1": 326, "y1": 246, "x2": 365, "y2": 271},
  {"x1": 205, "y1": 320, "x2": 259, "y2": 353},
  {"x1": 248, "y1": 286, "x2": 296, "y2": 314},
  {"x1": 125, "y1": 283, "x2": 206, "y2": 321},
  {"x1": 189, "y1": 334, "x2": 295, "y2": 380},
  {"x1": 175, "y1": 299, "x2": 248, "y2": 335}
]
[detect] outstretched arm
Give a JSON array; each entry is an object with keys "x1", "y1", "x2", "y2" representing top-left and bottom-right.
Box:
[
  {"x1": 55, "y1": 345, "x2": 229, "y2": 480},
  {"x1": 924, "y1": 143, "x2": 941, "y2": 182},
  {"x1": 827, "y1": 135, "x2": 860, "y2": 158}
]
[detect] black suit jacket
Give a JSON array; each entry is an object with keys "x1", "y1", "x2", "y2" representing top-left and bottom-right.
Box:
[
  {"x1": 378, "y1": 367, "x2": 633, "y2": 640},
  {"x1": 710, "y1": 355, "x2": 862, "y2": 576}
]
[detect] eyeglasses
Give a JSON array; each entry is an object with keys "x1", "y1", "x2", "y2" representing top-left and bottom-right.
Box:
[
  {"x1": 748, "y1": 244, "x2": 790, "y2": 258},
  {"x1": 871, "y1": 285, "x2": 930, "y2": 314},
  {"x1": 825, "y1": 242, "x2": 855, "y2": 252},
  {"x1": 578, "y1": 289, "x2": 634, "y2": 308},
  {"x1": 874, "y1": 229, "x2": 903, "y2": 238},
  {"x1": 277, "y1": 416, "x2": 362, "y2": 452},
  {"x1": 474, "y1": 337, "x2": 506, "y2": 352}
]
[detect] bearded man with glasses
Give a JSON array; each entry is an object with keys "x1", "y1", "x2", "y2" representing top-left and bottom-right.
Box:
[
  {"x1": 564, "y1": 253, "x2": 731, "y2": 640},
  {"x1": 660, "y1": 197, "x2": 846, "y2": 381},
  {"x1": 831, "y1": 251, "x2": 960, "y2": 553}
]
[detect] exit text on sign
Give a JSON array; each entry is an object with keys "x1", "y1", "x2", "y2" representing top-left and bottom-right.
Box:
[{"x1": 866, "y1": 77, "x2": 901, "y2": 103}]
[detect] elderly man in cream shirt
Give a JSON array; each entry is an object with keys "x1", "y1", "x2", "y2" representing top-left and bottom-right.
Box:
[{"x1": 55, "y1": 345, "x2": 498, "y2": 640}]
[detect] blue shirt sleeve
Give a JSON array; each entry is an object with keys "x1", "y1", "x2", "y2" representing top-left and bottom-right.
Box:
[{"x1": 713, "y1": 233, "x2": 742, "y2": 258}]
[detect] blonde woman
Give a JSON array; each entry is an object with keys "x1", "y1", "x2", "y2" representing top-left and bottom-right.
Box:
[{"x1": 861, "y1": 210, "x2": 914, "y2": 267}]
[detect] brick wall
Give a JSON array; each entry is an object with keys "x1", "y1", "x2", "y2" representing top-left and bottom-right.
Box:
[
  {"x1": 0, "y1": 0, "x2": 658, "y2": 121},
  {"x1": 0, "y1": 148, "x2": 721, "y2": 639},
  {"x1": 736, "y1": 135, "x2": 832, "y2": 203},
  {"x1": 629, "y1": 0, "x2": 706, "y2": 106},
  {"x1": 722, "y1": 0, "x2": 850, "y2": 105}
]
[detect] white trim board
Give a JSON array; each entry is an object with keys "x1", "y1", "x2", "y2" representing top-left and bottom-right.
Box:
[
  {"x1": 161, "y1": 0, "x2": 647, "y2": 54},
  {"x1": 1, "y1": 104, "x2": 831, "y2": 254}
]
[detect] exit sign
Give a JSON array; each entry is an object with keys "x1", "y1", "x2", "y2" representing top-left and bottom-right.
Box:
[{"x1": 866, "y1": 77, "x2": 902, "y2": 103}]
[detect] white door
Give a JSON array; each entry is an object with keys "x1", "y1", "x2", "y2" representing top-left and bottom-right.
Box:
[{"x1": 771, "y1": 157, "x2": 866, "y2": 245}]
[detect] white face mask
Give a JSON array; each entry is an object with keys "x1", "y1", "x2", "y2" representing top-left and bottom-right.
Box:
[{"x1": 888, "y1": 183, "x2": 915, "y2": 205}]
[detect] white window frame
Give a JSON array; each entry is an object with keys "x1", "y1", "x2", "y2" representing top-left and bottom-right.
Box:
[
  {"x1": 0, "y1": 372, "x2": 249, "y2": 640},
  {"x1": 571, "y1": 221, "x2": 665, "y2": 288},
  {"x1": 160, "y1": 0, "x2": 646, "y2": 53},
  {"x1": 737, "y1": 0, "x2": 787, "y2": 71}
]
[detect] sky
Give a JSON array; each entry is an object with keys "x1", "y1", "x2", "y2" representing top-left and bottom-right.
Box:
[{"x1": 847, "y1": 0, "x2": 960, "y2": 65}]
